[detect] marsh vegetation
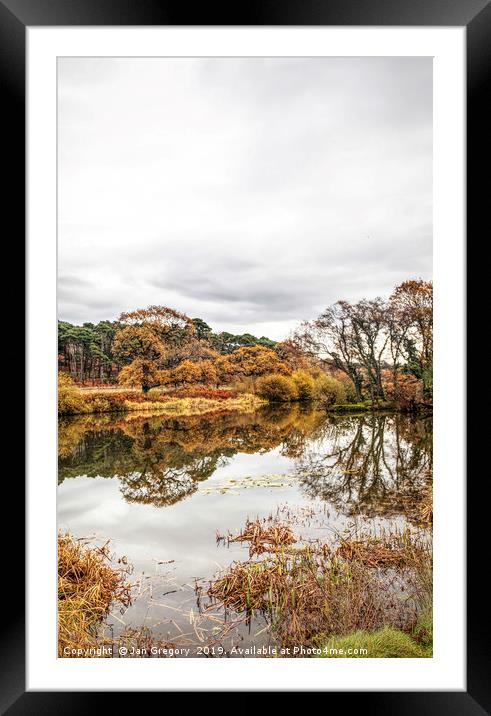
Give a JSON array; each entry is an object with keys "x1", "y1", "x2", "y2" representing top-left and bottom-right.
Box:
[{"x1": 58, "y1": 405, "x2": 432, "y2": 657}]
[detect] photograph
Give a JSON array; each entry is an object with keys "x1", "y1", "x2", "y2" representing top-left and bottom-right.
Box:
[
  {"x1": 0, "y1": 0, "x2": 478, "y2": 702},
  {"x1": 56, "y1": 56, "x2": 434, "y2": 660}
]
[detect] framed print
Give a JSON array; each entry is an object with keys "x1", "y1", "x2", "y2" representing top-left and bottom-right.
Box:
[{"x1": 2, "y1": 0, "x2": 486, "y2": 709}]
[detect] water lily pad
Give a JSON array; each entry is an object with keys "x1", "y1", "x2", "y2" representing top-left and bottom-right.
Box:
[{"x1": 198, "y1": 472, "x2": 297, "y2": 494}]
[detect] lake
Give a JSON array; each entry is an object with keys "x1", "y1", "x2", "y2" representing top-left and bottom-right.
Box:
[{"x1": 58, "y1": 405, "x2": 432, "y2": 656}]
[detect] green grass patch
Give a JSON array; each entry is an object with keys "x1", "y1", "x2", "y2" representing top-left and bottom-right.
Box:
[
  {"x1": 314, "y1": 608, "x2": 433, "y2": 658},
  {"x1": 314, "y1": 625, "x2": 430, "y2": 658}
]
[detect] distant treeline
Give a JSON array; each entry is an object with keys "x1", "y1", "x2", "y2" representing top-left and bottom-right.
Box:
[
  {"x1": 58, "y1": 279, "x2": 432, "y2": 408},
  {"x1": 58, "y1": 316, "x2": 276, "y2": 383}
]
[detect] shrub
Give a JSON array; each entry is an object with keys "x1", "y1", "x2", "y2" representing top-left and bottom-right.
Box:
[
  {"x1": 58, "y1": 387, "x2": 86, "y2": 416},
  {"x1": 291, "y1": 370, "x2": 315, "y2": 401},
  {"x1": 313, "y1": 373, "x2": 346, "y2": 406},
  {"x1": 341, "y1": 378, "x2": 358, "y2": 403},
  {"x1": 384, "y1": 372, "x2": 424, "y2": 410},
  {"x1": 146, "y1": 387, "x2": 172, "y2": 401},
  {"x1": 256, "y1": 374, "x2": 298, "y2": 402},
  {"x1": 58, "y1": 372, "x2": 84, "y2": 415},
  {"x1": 58, "y1": 371, "x2": 75, "y2": 387}
]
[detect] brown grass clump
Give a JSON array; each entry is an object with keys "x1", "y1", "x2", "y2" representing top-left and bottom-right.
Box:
[
  {"x1": 335, "y1": 533, "x2": 421, "y2": 568},
  {"x1": 58, "y1": 533, "x2": 133, "y2": 657},
  {"x1": 208, "y1": 560, "x2": 283, "y2": 612},
  {"x1": 229, "y1": 519, "x2": 296, "y2": 557}
]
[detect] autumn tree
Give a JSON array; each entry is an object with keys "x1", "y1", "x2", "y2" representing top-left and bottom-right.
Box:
[
  {"x1": 58, "y1": 308, "x2": 280, "y2": 387},
  {"x1": 158, "y1": 359, "x2": 219, "y2": 389},
  {"x1": 118, "y1": 358, "x2": 164, "y2": 392},
  {"x1": 294, "y1": 298, "x2": 390, "y2": 402},
  {"x1": 385, "y1": 302, "x2": 412, "y2": 387},
  {"x1": 390, "y1": 280, "x2": 433, "y2": 396},
  {"x1": 169, "y1": 359, "x2": 219, "y2": 388},
  {"x1": 119, "y1": 305, "x2": 194, "y2": 344},
  {"x1": 199, "y1": 360, "x2": 219, "y2": 387},
  {"x1": 112, "y1": 305, "x2": 198, "y2": 392},
  {"x1": 113, "y1": 325, "x2": 165, "y2": 392},
  {"x1": 274, "y1": 339, "x2": 312, "y2": 370},
  {"x1": 216, "y1": 345, "x2": 290, "y2": 387},
  {"x1": 170, "y1": 360, "x2": 203, "y2": 388},
  {"x1": 294, "y1": 303, "x2": 365, "y2": 401},
  {"x1": 338, "y1": 298, "x2": 389, "y2": 402},
  {"x1": 294, "y1": 280, "x2": 433, "y2": 405},
  {"x1": 168, "y1": 340, "x2": 219, "y2": 368}
]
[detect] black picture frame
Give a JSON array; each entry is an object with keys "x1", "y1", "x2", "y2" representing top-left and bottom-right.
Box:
[{"x1": 4, "y1": 0, "x2": 484, "y2": 710}]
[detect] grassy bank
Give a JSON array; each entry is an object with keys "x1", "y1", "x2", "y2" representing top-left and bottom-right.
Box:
[
  {"x1": 313, "y1": 612, "x2": 433, "y2": 658},
  {"x1": 59, "y1": 382, "x2": 266, "y2": 417},
  {"x1": 59, "y1": 371, "x2": 431, "y2": 418},
  {"x1": 58, "y1": 385, "x2": 430, "y2": 418}
]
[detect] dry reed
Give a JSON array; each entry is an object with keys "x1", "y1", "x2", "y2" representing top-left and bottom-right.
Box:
[
  {"x1": 58, "y1": 533, "x2": 133, "y2": 657},
  {"x1": 229, "y1": 519, "x2": 296, "y2": 557},
  {"x1": 206, "y1": 519, "x2": 432, "y2": 651}
]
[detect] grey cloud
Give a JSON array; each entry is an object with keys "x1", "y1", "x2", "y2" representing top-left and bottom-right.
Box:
[{"x1": 58, "y1": 57, "x2": 432, "y2": 338}]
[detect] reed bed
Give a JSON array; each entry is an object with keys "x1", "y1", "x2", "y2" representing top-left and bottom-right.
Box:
[
  {"x1": 58, "y1": 534, "x2": 252, "y2": 657},
  {"x1": 206, "y1": 518, "x2": 432, "y2": 652},
  {"x1": 58, "y1": 513, "x2": 432, "y2": 657},
  {"x1": 58, "y1": 533, "x2": 133, "y2": 657},
  {"x1": 335, "y1": 531, "x2": 424, "y2": 568}
]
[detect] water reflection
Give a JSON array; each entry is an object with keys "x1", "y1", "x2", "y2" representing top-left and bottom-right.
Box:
[
  {"x1": 295, "y1": 413, "x2": 432, "y2": 517},
  {"x1": 59, "y1": 406, "x2": 432, "y2": 516}
]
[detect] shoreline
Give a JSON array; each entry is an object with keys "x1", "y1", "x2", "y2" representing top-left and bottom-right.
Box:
[
  {"x1": 58, "y1": 392, "x2": 266, "y2": 418},
  {"x1": 58, "y1": 392, "x2": 433, "y2": 418}
]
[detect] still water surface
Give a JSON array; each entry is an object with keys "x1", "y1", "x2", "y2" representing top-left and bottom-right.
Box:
[{"x1": 58, "y1": 405, "x2": 432, "y2": 655}]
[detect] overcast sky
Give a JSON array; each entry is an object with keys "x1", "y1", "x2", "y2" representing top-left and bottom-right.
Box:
[{"x1": 58, "y1": 57, "x2": 432, "y2": 340}]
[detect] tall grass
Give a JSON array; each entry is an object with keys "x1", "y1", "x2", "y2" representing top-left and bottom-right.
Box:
[
  {"x1": 58, "y1": 533, "x2": 133, "y2": 657},
  {"x1": 206, "y1": 519, "x2": 432, "y2": 655}
]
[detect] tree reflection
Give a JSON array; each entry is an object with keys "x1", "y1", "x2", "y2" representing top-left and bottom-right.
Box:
[
  {"x1": 58, "y1": 408, "x2": 432, "y2": 515},
  {"x1": 58, "y1": 405, "x2": 325, "y2": 507},
  {"x1": 295, "y1": 413, "x2": 432, "y2": 518}
]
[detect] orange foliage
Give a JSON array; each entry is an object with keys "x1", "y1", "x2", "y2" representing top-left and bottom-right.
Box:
[
  {"x1": 274, "y1": 339, "x2": 312, "y2": 370},
  {"x1": 118, "y1": 358, "x2": 163, "y2": 392},
  {"x1": 383, "y1": 371, "x2": 424, "y2": 409},
  {"x1": 217, "y1": 346, "x2": 291, "y2": 384}
]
